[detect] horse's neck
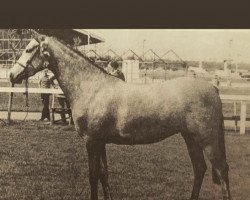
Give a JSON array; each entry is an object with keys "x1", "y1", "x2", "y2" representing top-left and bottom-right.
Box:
[{"x1": 49, "y1": 39, "x2": 113, "y2": 103}]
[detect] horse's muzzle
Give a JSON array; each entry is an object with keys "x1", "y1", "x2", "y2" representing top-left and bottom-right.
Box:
[{"x1": 9, "y1": 72, "x2": 23, "y2": 84}]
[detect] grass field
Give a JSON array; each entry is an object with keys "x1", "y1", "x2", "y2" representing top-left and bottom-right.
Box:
[{"x1": 0, "y1": 121, "x2": 249, "y2": 200}]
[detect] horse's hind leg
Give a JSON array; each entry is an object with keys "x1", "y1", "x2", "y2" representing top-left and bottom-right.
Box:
[
  {"x1": 203, "y1": 143, "x2": 231, "y2": 200},
  {"x1": 86, "y1": 137, "x2": 102, "y2": 200},
  {"x1": 181, "y1": 132, "x2": 207, "y2": 200}
]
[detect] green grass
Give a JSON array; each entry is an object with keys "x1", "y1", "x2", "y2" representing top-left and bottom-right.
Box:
[{"x1": 0, "y1": 121, "x2": 249, "y2": 200}]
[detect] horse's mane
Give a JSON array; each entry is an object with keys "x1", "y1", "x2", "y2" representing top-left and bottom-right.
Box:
[{"x1": 50, "y1": 36, "x2": 111, "y2": 75}]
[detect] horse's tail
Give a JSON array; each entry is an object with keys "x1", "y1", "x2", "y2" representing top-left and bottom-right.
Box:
[{"x1": 212, "y1": 110, "x2": 227, "y2": 185}]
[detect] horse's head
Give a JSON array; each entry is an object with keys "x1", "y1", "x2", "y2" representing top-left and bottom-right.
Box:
[{"x1": 9, "y1": 36, "x2": 53, "y2": 83}]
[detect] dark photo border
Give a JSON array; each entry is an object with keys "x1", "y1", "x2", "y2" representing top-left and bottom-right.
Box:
[{"x1": 0, "y1": 1, "x2": 249, "y2": 28}]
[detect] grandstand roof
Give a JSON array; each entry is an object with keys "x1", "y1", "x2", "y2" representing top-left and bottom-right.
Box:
[{"x1": 36, "y1": 29, "x2": 105, "y2": 46}]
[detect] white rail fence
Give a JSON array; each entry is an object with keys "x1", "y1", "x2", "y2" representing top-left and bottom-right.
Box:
[
  {"x1": 220, "y1": 95, "x2": 250, "y2": 135},
  {"x1": 0, "y1": 87, "x2": 249, "y2": 134},
  {"x1": 0, "y1": 87, "x2": 62, "y2": 94},
  {"x1": 0, "y1": 87, "x2": 63, "y2": 123}
]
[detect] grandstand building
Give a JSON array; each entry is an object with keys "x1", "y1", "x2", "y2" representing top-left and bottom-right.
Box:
[
  {"x1": 0, "y1": 29, "x2": 104, "y2": 80},
  {"x1": 0, "y1": 29, "x2": 32, "y2": 68}
]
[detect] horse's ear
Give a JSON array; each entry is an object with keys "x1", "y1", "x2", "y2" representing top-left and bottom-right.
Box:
[
  {"x1": 36, "y1": 35, "x2": 46, "y2": 42},
  {"x1": 39, "y1": 37, "x2": 51, "y2": 59}
]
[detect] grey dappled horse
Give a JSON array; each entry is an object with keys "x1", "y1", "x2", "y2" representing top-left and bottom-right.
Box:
[{"x1": 9, "y1": 36, "x2": 231, "y2": 200}]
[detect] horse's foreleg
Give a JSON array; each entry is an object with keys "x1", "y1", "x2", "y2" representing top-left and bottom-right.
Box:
[
  {"x1": 99, "y1": 146, "x2": 113, "y2": 200},
  {"x1": 181, "y1": 133, "x2": 207, "y2": 200},
  {"x1": 86, "y1": 137, "x2": 102, "y2": 200}
]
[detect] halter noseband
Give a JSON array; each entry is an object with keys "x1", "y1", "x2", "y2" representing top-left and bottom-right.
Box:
[
  {"x1": 16, "y1": 46, "x2": 39, "y2": 70},
  {"x1": 14, "y1": 47, "x2": 39, "y2": 111}
]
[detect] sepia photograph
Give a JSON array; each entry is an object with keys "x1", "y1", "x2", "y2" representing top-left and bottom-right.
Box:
[{"x1": 0, "y1": 29, "x2": 249, "y2": 199}]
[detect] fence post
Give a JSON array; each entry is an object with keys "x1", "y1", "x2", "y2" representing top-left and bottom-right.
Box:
[
  {"x1": 50, "y1": 94, "x2": 55, "y2": 125},
  {"x1": 7, "y1": 83, "x2": 14, "y2": 124},
  {"x1": 233, "y1": 101, "x2": 237, "y2": 132},
  {"x1": 164, "y1": 65, "x2": 167, "y2": 81},
  {"x1": 240, "y1": 101, "x2": 247, "y2": 135},
  {"x1": 144, "y1": 68, "x2": 147, "y2": 84},
  {"x1": 152, "y1": 61, "x2": 155, "y2": 83}
]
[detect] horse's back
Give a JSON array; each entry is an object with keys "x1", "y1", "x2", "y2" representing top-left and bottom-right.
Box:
[
  {"x1": 161, "y1": 77, "x2": 221, "y2": 106},
  {"x1": 145, "y1": 77, "x2": 221, "y2": 110}
]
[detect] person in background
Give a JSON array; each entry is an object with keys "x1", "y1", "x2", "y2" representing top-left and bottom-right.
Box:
[
  {"x1": 39, "y1": 69, "x2": 55, "y2": 121},
  {"x1": 107, "y1": 61, "x2": 125, "y2": 81},
  {"x1": 215, "y1": 75, "x2": 220, "y2": 87}
]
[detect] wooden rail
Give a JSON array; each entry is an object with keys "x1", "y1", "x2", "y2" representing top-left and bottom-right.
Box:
[
  {"x1": 0, "y1": 87, "x2": 63, "y2": 123},
  {"x1": 0, "y1": 87, "x2": 63, "y2": 94},
  {"x1": 220, "y1": 94, "x2": 250, "y2": 102},
  {"x1": 220, "y1": 95, "x2": 250, "y2": 135}
]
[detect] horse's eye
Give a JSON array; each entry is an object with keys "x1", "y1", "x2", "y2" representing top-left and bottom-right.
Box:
[{"x1": 43, "y1": 62, "x2": 49, "y2": 68}]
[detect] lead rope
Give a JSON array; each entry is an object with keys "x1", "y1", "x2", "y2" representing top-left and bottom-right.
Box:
[
  {"x1": 22, "y1": 69, "x2": 29, "y2": 122},
  {"x1": 18, "y1": 30, "x2": 29, "y2": 122},
  {"x1": 11, "y1": 31, "x2": 29, "y2": 123}
]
